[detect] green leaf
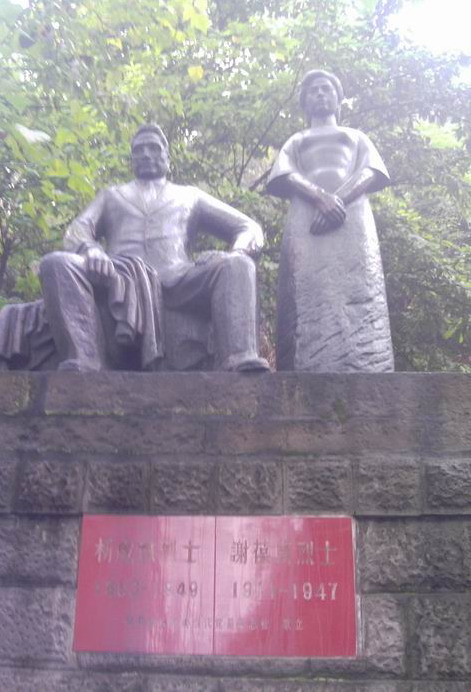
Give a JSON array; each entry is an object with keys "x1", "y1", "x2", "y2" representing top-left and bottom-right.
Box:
[
  {"x1": 55, "y1": 128, "x2": 78, "y2": 147},
  {"x1": 69, "y1": 160, "x2": 89, "y2": 176},
  {"x1": 4, "y1": 90, "x2": 30, "y2": 112},
  {"x1": 5, "y1": 132, "x2": 25, "y2": 160},
  {"x1": 191, "y1": 12, "x2": 209, "y2": 32},
  {"x1": 67, "y1": 174, "x2": 95, "y2": 198},
  {"x1": 188, "y1": 65, "x2": 204, "y2": 82},
  {"x1": 106, "y1": 37, "x2": 123, "y2": 50},
  {"x1": 45, "y1": 159, "x2": 70, "y2": 177},
  {"x1": 22, "y1": 201, "x2": 36, "y2": 218}
]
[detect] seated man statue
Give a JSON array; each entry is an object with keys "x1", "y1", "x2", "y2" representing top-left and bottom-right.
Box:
[{"x1": 0, "y1": 124, "x2": 270, "y2": 373}]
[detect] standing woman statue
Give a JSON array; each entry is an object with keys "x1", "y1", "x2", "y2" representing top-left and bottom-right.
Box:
[{"x1": 267, "y1": 70, "x2": 394, "y2": 372}]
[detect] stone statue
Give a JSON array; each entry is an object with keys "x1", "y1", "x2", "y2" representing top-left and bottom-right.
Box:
[
  {"x1": 267, "y1": 70, "x2": 394, "y2": 372},
  {"x1": 0, "y1": 124, "x2": 269, "y2": 373}
]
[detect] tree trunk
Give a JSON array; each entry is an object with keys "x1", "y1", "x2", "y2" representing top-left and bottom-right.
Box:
[{"x1": 0, "y1": 240, "x2": 12, "y2": 293}]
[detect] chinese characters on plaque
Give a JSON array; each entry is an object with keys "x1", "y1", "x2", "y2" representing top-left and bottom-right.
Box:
[{"x1": 74, "y1": 516, "x2": 357, "y2": 656}]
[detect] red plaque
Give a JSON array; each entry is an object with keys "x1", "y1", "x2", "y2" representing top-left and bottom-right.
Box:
[
  {"x1": 214, "y1": 516, "x2": 356, "y2": 656},
  {"x1": 73, "y1": 515, "x2": 216, "y2": 654},
  {"x1": 74, "y1": 515, "x2": 357, "y2": 656}
]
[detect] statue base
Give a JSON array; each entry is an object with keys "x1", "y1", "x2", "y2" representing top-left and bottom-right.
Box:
[{"x1": 0, "y1": 371, "x2": 470, "y2": 689}]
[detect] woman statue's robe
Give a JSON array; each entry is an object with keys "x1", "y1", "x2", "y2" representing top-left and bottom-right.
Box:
[{"x1": 267, "y1": 125, "x2": 394, "y2": 373}]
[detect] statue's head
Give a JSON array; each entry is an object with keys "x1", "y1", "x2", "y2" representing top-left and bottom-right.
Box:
[
  {"x1": 131, "y1": 124, "x2": 170, "y2": 180},
  {"x1": 299, "y1": 70, "x2": 344, "y2": 121}
]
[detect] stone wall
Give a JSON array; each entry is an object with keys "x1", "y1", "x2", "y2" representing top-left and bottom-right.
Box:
[{"x1": 0, "y1": 371, "x2": 470, "y2": 691}]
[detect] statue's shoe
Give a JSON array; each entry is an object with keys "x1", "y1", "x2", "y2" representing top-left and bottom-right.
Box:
[
  {"x1": 58, "y1": 359, "x2": 102, "y2": 372},
  {"x1": 222, "y1": 353, "x2": 271, "y2": 372},
  {"x1": 235, "y1": 357, "x2": 271, "y2": 372}
]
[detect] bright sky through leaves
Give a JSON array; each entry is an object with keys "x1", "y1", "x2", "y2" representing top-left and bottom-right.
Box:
[
  {"x1": 11, "y1": 0, "x2": 470, "y2": 54},
  {"x1": 391, "y1": 0, "x2": 471, "y2": 53}
]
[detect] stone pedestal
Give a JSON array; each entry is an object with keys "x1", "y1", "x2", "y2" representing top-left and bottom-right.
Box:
[{"x1": 0, "y1": 372, "x2": 470, "y2": 690}]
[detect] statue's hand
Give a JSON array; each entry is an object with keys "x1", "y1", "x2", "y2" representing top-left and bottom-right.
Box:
[
  {"x1": 310, "y1": 208, "x2": 344, "y2": 235},
  {"x1": 310, "y1": 209, "x2": 329, "y2": 235},
  {"x1": 85, "y1": 247, "x2": 116, "y2": 285},
  {"x1": 314, "y1": 191, "x2": 346, "y2": 226},
  {"x1": 232, "y1": 225, "x2": 264, "y2": 259}
]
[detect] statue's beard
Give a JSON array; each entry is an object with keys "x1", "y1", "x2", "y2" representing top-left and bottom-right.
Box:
[
  {"x1": 309, "y1": 104, "x2": 335, "y2": 117},
  {"x1": 134, "y1": 162, "x2": 169, "y2": 180}
]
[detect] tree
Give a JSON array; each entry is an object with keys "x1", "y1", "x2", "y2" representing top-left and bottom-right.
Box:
[{"x1": 1, "y1": 0, "x2": 470, "y2": 369}]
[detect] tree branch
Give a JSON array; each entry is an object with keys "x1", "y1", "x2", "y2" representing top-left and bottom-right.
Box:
[{"x1": 235, "y1": 28, "x2": 319, "y2": 186}]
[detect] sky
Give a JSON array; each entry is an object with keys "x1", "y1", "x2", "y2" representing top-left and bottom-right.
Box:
[
  {"x1": 9, "y1": 0, "x2": 471, "y2": 55},
  {"x1": 390, "y1": 0, "x2": 471, "y2": 54}
]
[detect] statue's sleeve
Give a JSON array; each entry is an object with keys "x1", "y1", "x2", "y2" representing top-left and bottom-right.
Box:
[
  {"x1": 63, "y1": 190, "x2": 107, "y2": 254},
  {"x1": 191, "y1": 187, "x2": 262, "y2": 245},
  {"x1": 266, "y1": 135, "x2": 300, "y2": 199},
  {"x1": 355, "y1": 131, "x2": 390, "y2": 193}
]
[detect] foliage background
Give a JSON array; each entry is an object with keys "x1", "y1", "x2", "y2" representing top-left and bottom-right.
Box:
[{"x1": 1, "y1": 0, "x2": 470, "y2": 370}]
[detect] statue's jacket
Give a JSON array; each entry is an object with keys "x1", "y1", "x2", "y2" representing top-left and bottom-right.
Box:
[{"x1": 65, "y1": 180, "x2": 257, "y2": 287}]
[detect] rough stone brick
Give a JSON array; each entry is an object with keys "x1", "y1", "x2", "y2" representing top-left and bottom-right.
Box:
[
  {"x1": 220, "y1": 682, "x2": 344, "y2": 691},
  {"x1": 0, "y1": 418, "x2": 39, "y2": 452},
  {"x1": 6, "y1": 415, "x2": 204, "y2": 455},
  {"x1": 0, "y1": 670, "x2": 151, "y2": 692},
  {"x1": 421, "y1": 376, "x2": 471, "y2": 454},
  {"x1": 205, "y1": 411, "x2": 432, "y2": 457},
  {"x1": 0, "y1": 459, "x2": 17, "y2": 511},
  {"x1": 359, "y1": 521, "x2": 421, "y2": 591},
  {"x1": 362, "y1": 595, "x2": 406, "y2": 675},
  {"x1": 350, "y1": 373, "x2": 471, "y2": 455},
  {"x1": 359, "y1": 520, "x2": 471, "y2": 591},
  {"x1": 357, "y1": 456, "x2": 421, "y2": 514},
  {"x1": 412, "y1": 596, "x2": 471, "y2": 677},
  {"x1": 147, "y1": 676, "x2": 220, "y2": 691},
  {"x1": 85, "y1": 459, "x2": 149, "y2": 512},
  {"x1": 45, "y1": 372, "x2": 262, "y2": 418},
  {"x1": 356, "y1": 687, "x2": 409, "y2": 692},
  {"x1": 267, "y1": 373, "x2": 463, "y2": 454},
  {"x1": 205, "y1": 418, "x2": 353, "y2": 456},
  {"x1": 269, "y1": 372, "x2": 408, "y2": 421},
  {"x1": 0, "y1": 516, "x2": 78, "y2": 585},
  {"x1": 9, "y1": 371, "x2": 471, "y2": 453},
  {"x1": 78, "y1": 652, "x2": 309, "y2": 678},
  {"x1": 0, "y1": 372, "x2": 32, "y2": 414},
  {"x1": 219, "y1": 682, "x2": 408, "y2": 692},
  {"x1": 425, "y1": 458, "x2": 471, "y2": 511},
  {"x1": 15, "y1": 458, "x2": 83, "y2": 513},
  {"x1": 202, "y1": 657, "x2": 310, "y2": 678},
  {"x1": 0, "y1": 587, "x2": 74, "y2": 664},
  {"x1": 0, "y1": 672, "x2": 425, "y2": 692},
  {"x1": 286, "y1": 459, "x2": 352, "y2": 512},
  {"x1": 412, "y1": 685, "x2": 470, "y2": 692},
  {"x1": 5, "y1": 671, "x2": 220, "y2": 692},
  {"x1": 217, "y1": 460, "x2": 282, "y2": 513},
  {"x1": 420, "y1": 522, "x2": 471, "y2": 590},
  {"x1": 151, "y1": 459, "x2": 216, "y2": 513}
]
